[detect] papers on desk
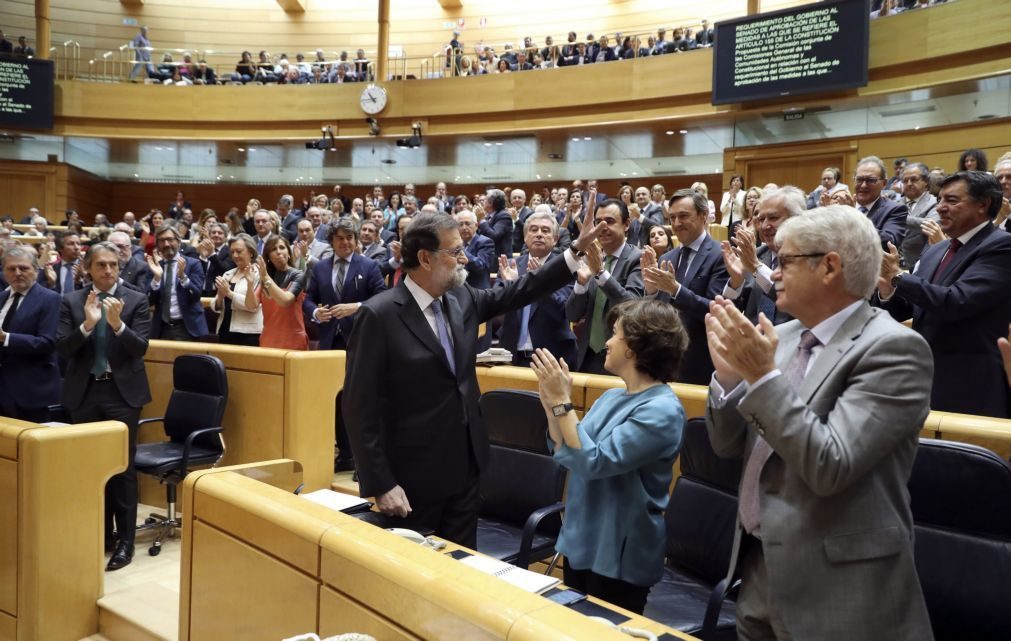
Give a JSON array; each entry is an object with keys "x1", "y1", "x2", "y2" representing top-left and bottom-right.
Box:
[
  {"x1": 299, "y1": 488, "x2": 372, "y2": 514},
  {"x1": 459, "y1": 554, "x2": 560, "y2": 594},
  {"x1": 476, "y1": 347, "x2": 513, "y2": 365}
]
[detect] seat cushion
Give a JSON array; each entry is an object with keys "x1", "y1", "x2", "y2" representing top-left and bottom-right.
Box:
[
  {"x1": 476, "y1": 517, "x2": 556, "y2": 565},
  {"x1": 644, "y1": 565, "x2": 737, "y2": 636},
  {"x1": 135, "y1": 442, "x2": 221, "y2": 476}
]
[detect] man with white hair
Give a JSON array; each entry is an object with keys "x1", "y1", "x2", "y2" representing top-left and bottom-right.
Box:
[
  {"x1": 706, "y1": 204, "x2": 934, "y2": 641},
  {"x1": 721, "y1": 186, "x2": 807, "y2": 325},
  {"x1": 278, "y1": 194, "x2": 303, "y2": 242},
  {"x1": 509, "y1": 188, "x2": 533, "y2": 254},
  {"x1": 107, "y1": 230, "x2": 152, "y2": 293}
]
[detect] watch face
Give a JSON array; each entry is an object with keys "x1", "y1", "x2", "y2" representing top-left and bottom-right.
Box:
[{"x1": 360, "y1": 84, "x2": 387, "y2": 114}]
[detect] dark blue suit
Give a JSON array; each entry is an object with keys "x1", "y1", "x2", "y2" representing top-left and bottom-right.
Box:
[
  {"x1": 0, "y1": 283, "x2": 61, "y2": 419},
  {"x1": 478, "y1": 209, "x2": 514, "y2": 259},
  {"x1": 657, "y1": 234, "x2": 729, "y2": 384},
  {"x1": 880, "y1": 223, "x2": 1011, "y2": 417},
  {"x1": 148, "y1": 255, "x2": 208, "y2": 340},
  {"x1": 864, "y1": 198, "x2": 908, "y2": 249},
  {"x1": 464, "y1": 233, "x2": 495, "y2": 289},
  {"x1": 303, "y1": 253, "x2": 386, "y2": 350},
  {"x1": 497, "y1": 254, "x2": 577, "y2": 366}
]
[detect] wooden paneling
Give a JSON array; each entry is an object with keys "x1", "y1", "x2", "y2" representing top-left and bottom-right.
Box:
[
  {"x1": 319, "y1": 586, "x2": 421, "y2": 641},
  {"x1": 744, "y1": 154, "x2": 845, "y2": 194},
  {"x1": 187, "y1": 520, "x2": 318, "y2": 641},
  {"x1": 58, "y1": 164, "x2": 113, "y2": 218},
  {"x1": 0, "y1": 161, "x2": 57, "y2": 222},
  {"x1": 0, "y1": 460, "x2": 16, "y2": 619},
  {"x1": 0, "y1": 611, "x2": 13, "y2": 641}
]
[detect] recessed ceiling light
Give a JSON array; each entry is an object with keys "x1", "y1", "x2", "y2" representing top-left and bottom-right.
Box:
[
  {"x1": 238, "y1": 147, "x2": 246, "y2": 152},
  {"x1": 583, "y1": 136, "x2": 591, "y2": 141},
  {"x1": 620, "y1": 173, "x2": 627, "y2": 177},
  {"x1": 535, "y1": 174, "x2": 541, "y2": 180},
  {"x1": 466, "y1": 175, "x2": 472, "y2": 179},
  {"x1": 571, "y1": 137, "x2": 580, "y2": 142},
  {"x1": 665, "y1": 131, "x2": 674, "y2": 136},
  {"x1": 248, "y1": 148, "x2": 256, "y2": 152},
  {"x1": 679, "y1": 129, "x2": 688, "y2": 134},
  {"x1": 495, "y1": 142, "x2": 503, "y2": 146},
  {"x1": 229, "y1": 175, "x2": 234, "y2": 179},
  {"x1": 547, "y1": 174, "x2": 552, "y2": 178},
  {"x1": 133, "y1": 173, "x2": 139, "y2": 177},
  {"x1": 631, "y1": 172, "x2": 638, "y2": 176},
  {"x1": 484, "y1": 142, "x2": 492, "y2": 147}
]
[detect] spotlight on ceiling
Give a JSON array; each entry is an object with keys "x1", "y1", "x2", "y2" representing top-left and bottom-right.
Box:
[{"x1": 396, "y1": 122, "x2": 423, "y2": 149}]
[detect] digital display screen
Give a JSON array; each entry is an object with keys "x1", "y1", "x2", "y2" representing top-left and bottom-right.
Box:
[
  {"x1": 0, "y1": 57, "x2": 55, "y2": 130},
  {"x1": 712, "y1": 0, "x2": 869, "y2": 105}
]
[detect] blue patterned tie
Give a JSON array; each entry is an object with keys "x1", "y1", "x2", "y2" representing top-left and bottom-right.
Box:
[{"x1": 431, "y1": 298, "x2": 456, "y2": 375}]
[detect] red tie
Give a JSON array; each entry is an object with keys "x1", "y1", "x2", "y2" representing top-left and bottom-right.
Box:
[{"x1": 931, "y1": 239, "x2": 962, "y2": 283}]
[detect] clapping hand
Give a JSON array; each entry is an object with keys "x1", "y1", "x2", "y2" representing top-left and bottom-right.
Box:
[
  {"x1": 214, "y1": 275, "x2": 230, "y2": 298},
  {"x1": 497, "y1": 255, "x2": 519, "y2": 281},
  {"x1": 640, "y1": 244, "x2": 658, "y2": 270},
  {"x1": 922, "y1": 219, "x2": 945, "y2": 245},
  {"x1": 255, "y1": 255, "x2": 269, "y2": 283},
  {"x1": 643, "y1": 259, "x2": 678, "y2": 295},
  {"x1": 735, "y1": 227, "x2": 759, "y2": 273},
  {"x1": 876, "y1": 242, "x2": 902, "y2": 298},
  {"x1": 998, "y1": 324, "x2": 1011, "y2": 387},
  {"x1": 146, "y1": 254, "x2": 163, "y2": 281},
  {"x1": 570, "y1": 191, "x2": 607, "y2": 253},
  {"x1": 175, "y1": 256, "x2": 186, "y2": 280},
  {"x1": 705, "y1": 296, "x2": 778, "y2": 387},
  {"x1": 527, "y1": 255, "x2": 543, "y2": 272},
  {"x1": 721, "y1": 240, "x2": 746, "y2": 289},
  {"x1": 83, "y1": 291, "x2": 103, "y2": 331},
  {"x1": 389, "y1": 240, "x2": 402, "y2": 262},
  {"x1": 103, "y1": 296, "x2": 124, "y2": 331},
  {"x1": 197, "y1": 237, "x2": 214, "y2": 259},
  {"x1": 530, "y1": 348, "x2": 573, "y2": 408},
  {"x1": 73, "y1": 262, "x2": 86, "y2": 284}
]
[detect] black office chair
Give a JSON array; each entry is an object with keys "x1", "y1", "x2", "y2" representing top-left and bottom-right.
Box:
[
  {"x1": 476, "y1": 389, "x2": 566, "y2": 569},
  {"x1": 644, "y1": 417, "x2": 740, "y2": 641},
  {"x1": 135, "y1": 354, "x2": 228, "y2": 556},
  {"x1": 908, "y1": 438, "x2": 1011, "y2": 641}
]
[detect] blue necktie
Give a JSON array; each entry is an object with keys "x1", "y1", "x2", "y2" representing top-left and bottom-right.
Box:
[
  {"x1": 517, "y1": 305, "x2": 532, "y2": 351},
  {"x1": 63, "y1": 263, "x2": 75, "y2": 294},
  {"x1": 431, "y1": 298, "x2": 456, "y2": 375},
  {"x1": 757, "y1": 255, "x2": 777, "y2": 321}
]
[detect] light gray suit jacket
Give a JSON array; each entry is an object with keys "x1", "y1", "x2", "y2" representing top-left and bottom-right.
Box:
[
  {"x1": 900, "y1": 193, "x2": 939, "y2": 268},
  {"x1": 706, "y1": 303, "x2": 934, "y2": 641}
]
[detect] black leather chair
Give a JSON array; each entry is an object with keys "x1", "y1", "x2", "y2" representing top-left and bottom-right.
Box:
[
  {"x1": 476, "y1": 389, "x2": 566, "y2": 569},
  {"x1": 908, "y1": 438, "x2": 1011, "y2": 641},
  {"x1": 135, "y1": 354, "x2": 227, "y2": 556},
  {"x1": 644, "y1": 417, "x2": 740, "y2": 641}
]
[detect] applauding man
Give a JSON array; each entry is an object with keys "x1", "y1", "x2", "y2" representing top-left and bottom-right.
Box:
[
  {"x1": 147, "y1": 225, "x2": 207, "y2": 341},
  {"x1": 57, "y1": 242, "x2": 151, "y2": 571},
  {"x1": 705, "y1": 205, "x2": 932, "y2": 641}
]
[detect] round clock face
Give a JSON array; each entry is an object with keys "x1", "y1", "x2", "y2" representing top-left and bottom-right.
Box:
[{"x1": 360, "y1": 84, "x2": 388, "y2": 114}]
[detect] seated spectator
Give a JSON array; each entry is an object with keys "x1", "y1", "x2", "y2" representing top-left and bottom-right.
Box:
[
  {"x1": 295, "y1": 53, "x2": 312, "y2": 77},
  {"x1": 165, "y1": 67, "x2": 192, "y2": 85},
  {"x1": 13, "y1": 36, "x2": 34, "y2": 57},
  {"x1": 696, "y1": 19, "x2": 714, "y2": 47},
  {"x1": 354, "y1": 49, "x2": 370, "y2": 80},
  {"x1": 312, "y1": 49, "x2": 328, "y2": 70},
  {"x1": 25, "y1": 215, "x2": 49, "y2": 237},
  {"x1": 0, "y1": 216, "x2": 19, "y2": 236},
  {"x1": 458, "y1": 55, "x2": 477, "y2": 76},
  {"x1": 648, "y1": 225, "x2": 673, "y2": 255},
  {"x1": 309, "y1": 65, "x2": 327, "y2": 84},
  {"x1": 255, "y1": 236, "x2": 307, "y2": 350},
  {"x1": 652, "y1": 29, "x2": 668, "y2": 55},
  {"x1": 192, "y1": 59, "x2": 217, "y2": 85},
  {"x1": 807, "y1": 166, "x2": 849, "y2": 208},
  {"x1": 494, "y1": 58, "x2": 511, "y2": 74},
  {"x1": 232, "y1": 50, "x2": 256, "y2": 83},
  {"x1": 255, "y1": 50, "x2": 278, "y2": 83},
  {"x1": 541, "y1": 36, "x2": 559, "y2": 65},
  {"x1": 514, "y1": 50, "x2": 533, "y2": 71},
  {"x1": 0, "y1": 30, "x2": 12, "y2": 55},
  {"x1": 329, "y1": 64, "x2": 354, "y2": 83},
  {"x1": 156, "y1": 53, "x2": 175, "y2": 81},
  {"x1": 179, "y1": 52, "x2": 196, "y2": 79},
  {"x1": 872, "y1": 0, "x2": 901, "y2": 17},
  {"x1": 691, "y1": 181, "x2": 717, "y2": 221},
  {"x1": 595, "y1": 35, "x2": 617, "y2": 62},
  {"x1": 680, "y1": 28, "x2": 697, "y2": 51},
  {"x1": 959, "y1": 148, "x2": 989, "y2": 172},
  {"x1": 61, "y1": 209, "x2": 82, "y2": 227},
  {"x1": 619, "y1": 36, "x2": 637, "y2": 60},
  {"x1": 530, "y1": 299, "x2": 686, "y2": 614},
  {"x1": 210, "y1": 233, "x2": 262, "y2": 346}
]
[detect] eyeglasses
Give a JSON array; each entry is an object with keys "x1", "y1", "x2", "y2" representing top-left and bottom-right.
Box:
[
  {"x1": 777, "y1": 253, "x2": 825, "y2": 269},
  {"x1": 434, "y1": 246, "x2": 466, "y2": 258},
  {"x1": 854, "y1": 177, "x2": 881, "y2": 185}
]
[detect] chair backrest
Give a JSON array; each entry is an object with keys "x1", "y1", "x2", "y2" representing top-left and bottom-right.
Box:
[
  {"x1": 909, "y1": 439, "x2": 1011, "y2": 641},
  {"x1": 164, "y1": 354, "x2": 228, "y2": 450},
  {"x1": 665, "y1": 417, "x2": 741, "y2": 585},
  {"x1": 478, "y1": 390, "x2": 565, "y2": 532}
]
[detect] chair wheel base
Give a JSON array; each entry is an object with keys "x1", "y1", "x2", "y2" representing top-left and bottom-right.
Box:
[{"x1": 149, "y1": 543, "x2": 161, "y2": 556}]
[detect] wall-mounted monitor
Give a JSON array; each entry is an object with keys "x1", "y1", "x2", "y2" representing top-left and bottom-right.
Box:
[
  {"x1": 0, "y1": 57, "x2": 55, "y2": 130},
  {"x1": 712, "y1": 0, "x2": 870, "y2": 106}
]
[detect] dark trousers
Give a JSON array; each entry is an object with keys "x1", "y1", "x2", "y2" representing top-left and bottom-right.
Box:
[
  {"x1": 69, "y1": 379, "x2": 141, "y2": 548},
  {"x1": 157, "y1": 321, "x2": 195, "y2": 342},
  {"x1": 397, "y1": 478, "x2": 481, "y2": 549},
  {"x1": 562, "y1": 558, "x2": 651, "y2": 615},
  {"x1": 0, "y1": 400, "x2": 51, "y2": 423},
  {"x1": 578, "y1": 348, "x2": 609, "y2": 375}
]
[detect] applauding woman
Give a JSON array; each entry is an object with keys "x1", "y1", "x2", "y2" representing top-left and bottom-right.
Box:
[
  {"x1": 256, "y1": 236, "x2": 308, "y2": 350},
  {"x1": 210, "y1": 234, "x2": 262, "y2": 346},
  {"x1": 530, "y1": 299, "x2": 687, "y2": 614}
]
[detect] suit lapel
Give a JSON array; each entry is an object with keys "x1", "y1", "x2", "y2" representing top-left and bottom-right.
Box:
[
  {"x1": 683, "y1": 236, "x2": 712, "y2": 286},
  {"x1": 321, "y1": 256, "x2": 338, "y2": 302},
  {"x1": 394, "y1": 284, "x2": 454, "y2": 374},
  {"x1": 795, "y1": 304, "x2": 873, "y2": 402}
]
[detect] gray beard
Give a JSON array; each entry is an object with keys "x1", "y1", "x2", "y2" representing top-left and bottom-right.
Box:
[{"x1": 450, "y1": 265, "x2": 467, "y2": 288}]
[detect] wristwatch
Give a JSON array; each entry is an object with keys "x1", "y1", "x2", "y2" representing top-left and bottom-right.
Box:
[
  {"x1": 890, "y1": 273, "x2": 903, "y2": 289},
  {"x1": 551, "y1": 402, "x2": 574, "y2": 417}
]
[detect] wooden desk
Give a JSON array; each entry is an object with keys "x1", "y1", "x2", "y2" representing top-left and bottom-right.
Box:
[
  {"x1": 0, "y1": 419, "x2": 127, "y2": 641},
  {"x1": 181, "y1": 462, "x2": 699, "y2": 641}
]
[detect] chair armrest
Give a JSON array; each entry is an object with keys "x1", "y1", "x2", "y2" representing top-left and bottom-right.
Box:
[
  {"x1": 515, "y1": 501, "x2": 565, "y2": 569},
  {"x1": 138, "y1": 416, "x2": 166, "y2": 428},
  {"x1": 180, "y1": 427, "x2": 224, "y2": 476},
  {"x1": 701, "y1": 577, "x2": 740, "y2": 639}
]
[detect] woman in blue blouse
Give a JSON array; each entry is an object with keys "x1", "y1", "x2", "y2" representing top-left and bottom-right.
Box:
[{"x1": 531, "y1": 298, "x2": 688, "y2": 614}]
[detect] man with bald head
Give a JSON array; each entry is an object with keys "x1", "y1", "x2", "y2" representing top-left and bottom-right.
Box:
[{"x1": 108, "y1": 230, "x2": 152, "y2": 293}]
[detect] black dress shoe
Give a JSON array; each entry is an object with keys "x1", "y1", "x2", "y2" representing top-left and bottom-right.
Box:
[
  {"x1": 334, "y1": 457, "x2": 356, "y2": 473},
  {"x1": 106, "y1": 541, "x2": 134, "y2": 571}
]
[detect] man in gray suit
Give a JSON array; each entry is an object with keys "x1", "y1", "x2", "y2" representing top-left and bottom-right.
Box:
[
  {"x1": 566, "y1": 198, "x2": 642, "y2": 374},
  {"x1": 705, "y1": 205, "x2": 934, "y2": 641},
  {"x1": 721, "y1": 186, "x2": 806, "y2": 325},
  {"x1": 899, "y1": 162, "x2": 939, "y2": 268}
]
